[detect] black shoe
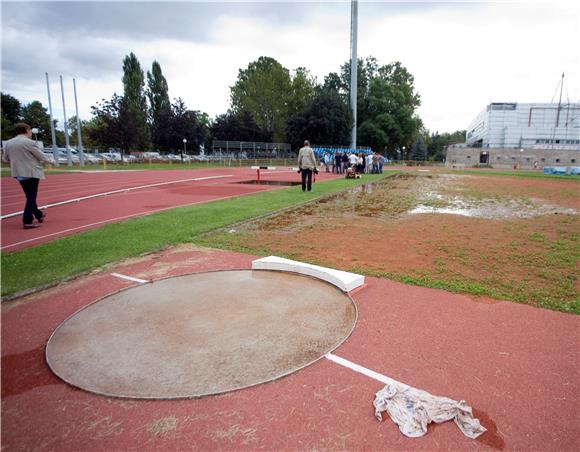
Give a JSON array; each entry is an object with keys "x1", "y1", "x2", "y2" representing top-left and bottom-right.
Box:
[
  {"x1": 38, "y1": 212, "x2": 46, "y2": 223},
  {"x1": 23, "y1": 223, "x2": 40, "y2": 229}
]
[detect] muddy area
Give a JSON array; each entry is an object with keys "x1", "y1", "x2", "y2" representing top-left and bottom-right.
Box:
[{"x1": 200, "y1": 172, "x2": 580, "y2": 313}]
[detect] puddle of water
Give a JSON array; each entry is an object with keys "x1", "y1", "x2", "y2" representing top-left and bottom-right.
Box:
[
  {"x1": 410, "y1": 201, "x2": 577, "y2": 219},
  {"x1": 235, "y1": 180, "x2": 301, "y2": 186},
  {"x1": 348, "y1": 183, "x2": 375, "y2": 194}
]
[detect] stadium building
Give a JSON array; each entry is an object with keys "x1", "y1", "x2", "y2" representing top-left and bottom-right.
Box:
[{"x1": 446, "y1": 102, "x2": 580, "y2": 169}]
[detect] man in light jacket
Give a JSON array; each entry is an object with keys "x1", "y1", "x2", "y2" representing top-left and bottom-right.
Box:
[
  {"x1": 2, "y1": 123, "x2": 52, "y2": 228},
  {"x1": 297, "y1": 140, "x2": 318, "y2": 192}
]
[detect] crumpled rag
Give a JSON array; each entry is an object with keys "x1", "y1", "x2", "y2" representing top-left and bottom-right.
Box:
[{"x1": 373, "y1": 383, "x2": 487, "y2": 439}]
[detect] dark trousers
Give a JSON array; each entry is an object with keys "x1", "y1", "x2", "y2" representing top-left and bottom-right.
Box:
[
  {"x1": 301, "y1": 169, "x2": 313, "y2": 191},
  {"x1": 18, "y1": 178, "x2": 43, "y2": 224}
]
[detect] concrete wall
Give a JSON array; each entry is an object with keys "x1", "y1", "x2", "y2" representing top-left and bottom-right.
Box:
[
  {"x1": 466, "y1": 103, "x2": 580, "y2": 149},
  {"x1": 445, "y1": 147, "x2": 580, "y2": 169}
]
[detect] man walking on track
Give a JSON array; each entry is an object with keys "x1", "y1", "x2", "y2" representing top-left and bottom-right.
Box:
[
  {"x1": 2, "y1": 123, "x2": 52, "y2": 229},
  {"x1": 297, "y1": 140, "x2": 318, "y2": 192}
]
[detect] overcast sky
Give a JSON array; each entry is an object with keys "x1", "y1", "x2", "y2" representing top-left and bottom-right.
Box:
[{"x1": 2, "y1": 0, "x2": 579, "y2": 134}]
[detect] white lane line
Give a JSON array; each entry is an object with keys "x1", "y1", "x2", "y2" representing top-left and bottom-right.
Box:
[
  {"x1": 111, "y1": 273, "x2": 149, "y2": 284},
  {"x1": 325, "y1": 353, "x2": 411, "y2": 390},
  {"x1": 1, "y1": 175, "x2": 232, "y2": 220}
]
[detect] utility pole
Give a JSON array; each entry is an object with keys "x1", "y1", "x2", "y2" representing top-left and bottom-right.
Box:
[
  {"x1": 45, "y1": 73, "x2": 59, "y2": 166},
  {"x1": 73, "y1": 78, "x2": 85, "y2": 166},
  {"x1": 59, "y1": 75, "x2": 72, "y2": 166},
  {"x1": 350, "y1": 0, "x2": 358, "y2": 149},
  {"x1": 556, "y1": 72, "x2": 564, "y2": 128}
]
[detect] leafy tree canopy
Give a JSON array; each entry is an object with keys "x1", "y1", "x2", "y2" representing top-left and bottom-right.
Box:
[
  {"x1": 121, "y1": 52, "x2": 150, "y2": 150},
  {"x1": 286, "y1": 90, "x2": 352, "y2": 150},
  {"x1": 230, "y1": 56, "x2": 292, "y2": 142},
  {"x1": 210, "y1": 110, "x2": 272, "y2": 143}
]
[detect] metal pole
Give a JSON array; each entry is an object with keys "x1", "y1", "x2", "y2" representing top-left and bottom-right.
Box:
[
  {"x1": 556, "y1": 72, "x2": 564, "y2": 128},
  {"x1": 350, "y1": 0, "x2": 358, "y2": 149},
  {"x1": 59, "y1": 75, "x2": 72, "y2": 166},
  {"x1": 45, "y1": 73, "x2": 59, "y2": 166},
  {"x1": 73, "y1": 78, "x2": 85, "y2": 166}
]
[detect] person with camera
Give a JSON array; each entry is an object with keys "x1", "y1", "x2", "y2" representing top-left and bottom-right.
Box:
[
  {"x1": 297, "y1": 140, "x2": 318, "y2": 192},
  {"x1": 2, "y1": 123, "x2": 52, "y2": 229}
]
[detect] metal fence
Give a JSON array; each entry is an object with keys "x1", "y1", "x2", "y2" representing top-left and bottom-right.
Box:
[{"x1": 211, "y1": 141, "x2": 294, "y2": 159}]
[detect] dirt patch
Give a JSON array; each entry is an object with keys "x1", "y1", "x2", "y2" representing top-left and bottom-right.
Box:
[{"x1": 199, "y1": 173, "x2": 579, "y2": 313}]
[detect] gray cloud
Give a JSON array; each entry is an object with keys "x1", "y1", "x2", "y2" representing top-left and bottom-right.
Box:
[{"x1": 2, "y1": 1, "x2": 317, "y2": 42}]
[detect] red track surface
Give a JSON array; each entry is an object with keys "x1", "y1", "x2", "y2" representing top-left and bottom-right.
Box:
[
  {"x1": 1, "y1": 247, "x2": 578, "y2": 450},
  {"x1": 1, "y1": 168, "x2": 336, "y2": 252}
]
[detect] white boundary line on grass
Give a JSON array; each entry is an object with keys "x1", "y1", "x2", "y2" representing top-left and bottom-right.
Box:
[
  {"x1": 110, "y1": 273, "x2": 150, "y2": 284},
  {"x1": 1, "y1": 175, "x2": 232, "y2": 220}
]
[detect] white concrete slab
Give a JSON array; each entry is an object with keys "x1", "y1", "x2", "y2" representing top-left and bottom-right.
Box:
[{"x1": 252, "y1": 256, "x2": 364, "y2": 292}]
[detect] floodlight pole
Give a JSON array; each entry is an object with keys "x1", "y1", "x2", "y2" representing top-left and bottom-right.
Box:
[
  {"x1": 73, "y1": 78, "x2": 85, "y2": 166},
  {"x1": 45, "y1": 73, "x2": 59, "y2": 166},
  {"x1": 59, "y1": 75, "x2": 72, "y2": 166},
  {"x1": 350, "y1": 0, "x2": 358, "y2": 150}
]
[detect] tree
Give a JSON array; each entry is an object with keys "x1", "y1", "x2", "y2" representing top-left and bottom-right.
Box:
[
  {"x1": 344, "y1": 59, "x2": 422, "y2": 157},
  {"x1": 121, "y1": 52, "x2": 150, "y2": 151},
  {"x1": 426, "y1": 130, "x2": 466, "y2": 161},
  {"x1": 288, "y1": 67, "x2": 316, "y2": 119},
  {"x1": 230, "y1": 56, "x2": 293, "y2": 142},
  {"x1": 1, "y1": 92, "x2": 21, "y2": 141},
  {"x1": 286, "y1": 91, "x2": 352, "y2": 150},
  {"x1": 146, "y1": 60, "x2": 171, "y2": 149},
  {"x1": 20, "y1": 101, "x2": 52, "y2": 144},
  {"x1": 89, "y1": 94, "x2": 124, "y2": 150},
  {"x1": 168, "y1": 98, "x2": 209, "y2": 155},
  {"x1": 68, "y1": 115, "x2": 99, "y2": 150},
  {"x1": 210, "y1": 110, "x2": 271, "y2": 142},
  {"x1": 410, "y1": 135, "x2": 427, "y2": 160}
]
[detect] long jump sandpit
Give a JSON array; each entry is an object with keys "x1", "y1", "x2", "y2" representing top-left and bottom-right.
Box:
[{"x1": 45, "y1": 270, "x2": 356, "y2": 399}]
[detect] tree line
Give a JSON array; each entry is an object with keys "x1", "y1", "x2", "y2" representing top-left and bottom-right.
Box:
[{"x1": 1, "y1": 52, "x2": 465, "y2": 160}]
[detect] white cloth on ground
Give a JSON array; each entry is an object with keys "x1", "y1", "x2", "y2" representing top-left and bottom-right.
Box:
[{"x1": 373, "y1": 383, "x2": 487, "y2": 439}]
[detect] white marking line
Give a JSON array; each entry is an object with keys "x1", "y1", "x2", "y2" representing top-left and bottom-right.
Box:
[
  {"x1": 111, "y1": 273, "x2": 149, "y2": 284},
  {"x1": 1, "y1": 175, "x2": 232, "y2": 220},
  {"x1": 325, "y1": 353, "x2": 411, "y2": 390}
]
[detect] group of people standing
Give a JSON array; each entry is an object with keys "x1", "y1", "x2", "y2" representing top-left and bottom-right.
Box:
[
  {"x1": 322, "y1": 151, "x2": 387, "y2": 175},
  {"x1": 298, "y1": 141, "x2": 389, "y2": 192}
]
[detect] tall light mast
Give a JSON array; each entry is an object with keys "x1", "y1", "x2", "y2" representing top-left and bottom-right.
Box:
[{"x1": 350, "y1": 0, "x2": 358, "y2": 149}]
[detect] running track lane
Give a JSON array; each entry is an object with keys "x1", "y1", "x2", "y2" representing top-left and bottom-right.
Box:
[
  {"x1": 1, "y1": 248, "x2": 578, "y2": 450},
  {"x1": 1, "y1": 168, "x2": 338, "y2": 252}
]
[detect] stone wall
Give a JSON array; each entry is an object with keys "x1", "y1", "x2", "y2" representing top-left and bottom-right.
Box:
[{"x1": 445, "y1": 147, "x2": 580, "y2": 169}]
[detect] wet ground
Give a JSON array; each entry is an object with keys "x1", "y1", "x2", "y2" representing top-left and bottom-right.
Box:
[{"x1": 199, "y1": 172, "x2": 580, "y2": 313}]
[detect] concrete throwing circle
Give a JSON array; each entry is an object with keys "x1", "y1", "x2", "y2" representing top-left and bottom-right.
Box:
[{"x1": 46, "y1": 270, "x2": 357, "y2": 399}]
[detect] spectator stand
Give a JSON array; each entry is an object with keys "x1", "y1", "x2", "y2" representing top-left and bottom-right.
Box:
[{"x1": 312, "y1": 145, "x2": 373, "y2": 158}]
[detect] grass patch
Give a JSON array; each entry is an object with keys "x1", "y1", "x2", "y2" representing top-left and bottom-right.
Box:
[{"x1": 1, "y1": 173, "x2": 392, "y2": 297}]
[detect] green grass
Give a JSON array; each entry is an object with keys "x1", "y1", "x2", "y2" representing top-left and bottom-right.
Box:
[{"x1": 1, "y1": 173, "x2": 392, "y2": 298}]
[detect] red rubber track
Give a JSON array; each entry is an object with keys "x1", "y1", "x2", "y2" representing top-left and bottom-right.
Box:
[
  {"x1": 1, "y1": 248, "x2": 578, "y2": 450},
  {"x1": 1, "y1": 168, "x2": 336, "y2": 252}
]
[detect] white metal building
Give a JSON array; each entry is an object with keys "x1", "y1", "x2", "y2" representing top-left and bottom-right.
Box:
[{"x1": 466, "y1": 102, "x2": 580, "y2": 150}]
